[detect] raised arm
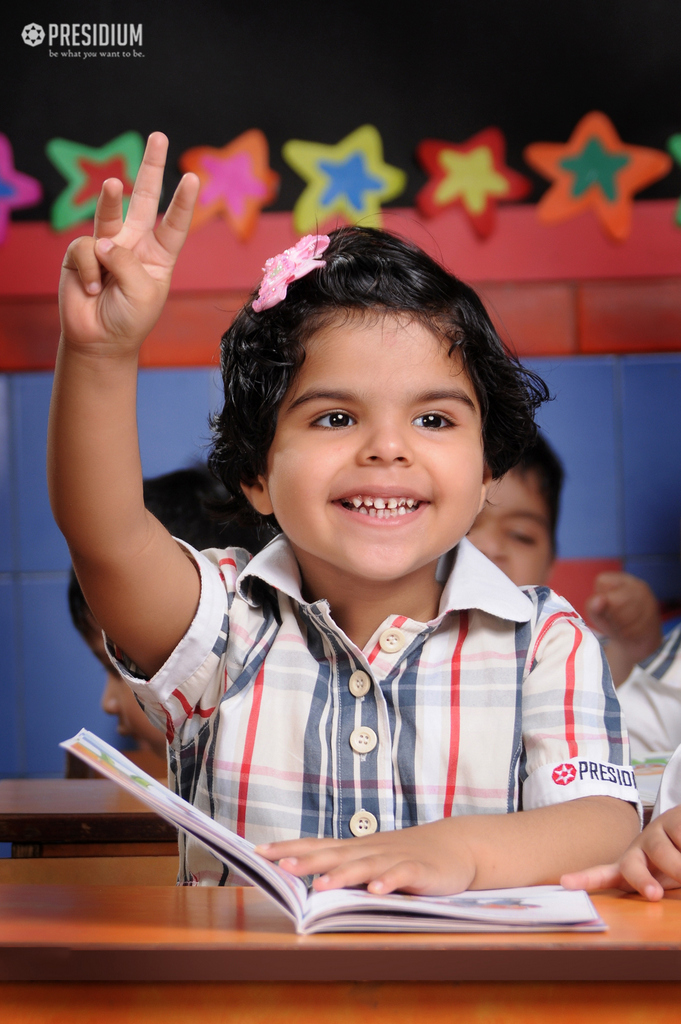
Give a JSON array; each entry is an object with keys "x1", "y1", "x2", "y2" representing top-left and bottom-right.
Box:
[{"x1": 48, "y1": 133, "x2": 202, "y2": 678}]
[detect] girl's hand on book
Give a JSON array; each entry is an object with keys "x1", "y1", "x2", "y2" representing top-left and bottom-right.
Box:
[
  {"x1": 256, "y1": 818, "x2": 478, "y2": 896},
  {"x1": 59, "y1": 132, "x2": 199, "y2": 359},
  {"x1": 561, "y1": 805, "x2": 681, "y2": 901}
]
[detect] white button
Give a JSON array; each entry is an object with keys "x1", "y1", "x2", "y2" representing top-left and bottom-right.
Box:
[
  {"x1": 350, "y1": 726, "x2": 377, "y2": 754},
  {"x1": 349, "y1": 670, "x2": 371, "y2": 698},
  {"x1": 349, "y1": 809, "x2": 378, "y2": 836},
  {"x1": 379, "y1": 627, "x2": 406, "y2": 653}
]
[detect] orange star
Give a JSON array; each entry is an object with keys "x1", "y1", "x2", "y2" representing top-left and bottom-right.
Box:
[
  {"x1": 524, "y1": 111, "x2": 672, "y2": 241},
  {"x1": 179, "y1": 130, "x2": 279, "y2": 241}
]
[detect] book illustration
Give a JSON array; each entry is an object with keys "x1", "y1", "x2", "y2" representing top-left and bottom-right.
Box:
[{"x1": 62, "y1": 728, "x2": 605, "y2": 935}]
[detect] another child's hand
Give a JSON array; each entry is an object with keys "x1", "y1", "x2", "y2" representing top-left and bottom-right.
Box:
[
  {"x1": 561, "y1": 805, "x2": 681, "y2": 901},
  {"x1": 59, "y1": 132, "x2": 199, "y2": 357},
  {"x1": 585, "y1": 572, "x2": 663, "y2": 686},
  {"x1": 256, "y1": 819, "x2": 476, "y2": 896}
]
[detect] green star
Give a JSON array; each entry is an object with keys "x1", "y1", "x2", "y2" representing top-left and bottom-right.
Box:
[
  {"x1": 560, "y1": 137, "x2": 629, "y2": 201},
  {"x1": 46, "y1": 131, "x2": 144, "y2": 230}
]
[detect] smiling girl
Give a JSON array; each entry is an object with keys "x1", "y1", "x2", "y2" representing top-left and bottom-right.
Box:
[{"x1": 48, "y1": 133, "x2": 639, "y2": 891}]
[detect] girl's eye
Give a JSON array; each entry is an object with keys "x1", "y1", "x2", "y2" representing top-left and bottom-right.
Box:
[
  {"x1": 314, "y1": 411, "x2": 356, "y2": 428},
  {"x1": 413, "y1": 413, "x2": 452, "y2": 429}
]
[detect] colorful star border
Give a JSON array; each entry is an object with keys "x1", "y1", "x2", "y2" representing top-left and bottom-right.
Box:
[
  {"x1": 415, "y1": 128, "x2": 531, "y2": 238},
  {"x1": 524, "y1": 111, "x2": 672, "y2": 242},
  {"x1": 282, "y1": 124, "x2": 407, "y2": 234},
  {"x1": 179, "y1": 129, "x2": 279, "y2": 242},
  {"x1": 0, "y1": 134, "x2": 42, "y2": 244},
  {"x1": 46, "y1": 131, "x2": 144, "y2": 231}
]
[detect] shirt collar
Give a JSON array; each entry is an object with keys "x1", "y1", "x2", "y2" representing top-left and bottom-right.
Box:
[{"x1": 237, "y1": 533, "x2": 533, "y2": 624}]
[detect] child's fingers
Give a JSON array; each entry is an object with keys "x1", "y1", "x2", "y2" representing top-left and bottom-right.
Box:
[
  {"x1": 155, "y1": 172, "x2": 200, "y2": 260},
  {"x1": 366, "y1": 859, "x2": 434, "y2": 895},
  {"x1": 312, "y1": 853, "x2": 403, "y2": 892},
  {"x1": 560, "y1": 862, "x2": 624, "y2": 892},
  {"x1": 62, "y1": 236, "x2": 104, "y2": 295},
  {"x1": 93, "y1": 238, "x2": 152, "y2": 303},
  {"x1": 640, "y1": 832, "x2": 681, "y2": 888},
  {"x1": 618, "y1": 848, "x2": 666, "y2": 901},
  {"x1": 94, "y1": 178, "x2": 124, "y2": 240},
  {"x1": 256, "y1": 837, "x2": 343, "y2": 861},
  {"x1": 123, "y1": 131, "x2": 169, "y2": 233}
]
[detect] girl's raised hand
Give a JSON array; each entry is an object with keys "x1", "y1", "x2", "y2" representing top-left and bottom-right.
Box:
[{"x1": 59, "y1": 132, "x2": 199, "y2": 357}]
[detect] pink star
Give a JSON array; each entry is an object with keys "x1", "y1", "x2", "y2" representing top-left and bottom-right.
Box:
[
  {"x1": 200, "y1": 153, "x2": 268, "y2": 219},
  {"x1": 0, "y1": 134, "x2": 42, "y2": 243}
]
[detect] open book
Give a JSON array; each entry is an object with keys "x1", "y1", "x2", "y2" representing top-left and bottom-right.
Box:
[{"x1": 62, "y1": 729, "x2": 605, "y2": 934}]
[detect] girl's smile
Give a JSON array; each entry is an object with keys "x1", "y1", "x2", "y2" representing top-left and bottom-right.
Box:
[{"x1": 242, "y1": 313, "x2": 491, "y2": 642}]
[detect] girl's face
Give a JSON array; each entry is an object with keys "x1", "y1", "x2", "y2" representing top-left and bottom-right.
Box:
[{"x1": 242, "y1": 314, "x2": 491, "y2": 602}]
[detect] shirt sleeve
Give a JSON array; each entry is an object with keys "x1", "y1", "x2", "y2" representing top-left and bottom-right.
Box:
[
  {"x1": 105, "y1": 541, "x2": 237, "y2": 743},
  {"x1": 519, "y1": 589, "x2": 641, "y2": 820},
  {"x1": 617, "y1": 625, "x2": 681, "y2": 759}
]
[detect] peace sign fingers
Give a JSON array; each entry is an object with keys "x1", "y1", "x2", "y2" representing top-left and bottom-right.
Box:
[{"x1": 120, "y1": 131, "x2": 169, "y2": 240}]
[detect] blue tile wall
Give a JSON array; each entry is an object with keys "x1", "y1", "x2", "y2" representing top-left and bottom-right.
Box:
[
  {"x1": 0, "y1": 579, "x2": 19, "y2": 777},
  {"x1": 0, "y1": 377, "x2": 12, "y2": 572},
  {"x1": 1, "y1": 368, "x2": 222, "y2": 777},
  {"x1": 524, "y1": 357, "x2": 620, "y2": 560},
  {"x1": 620, "y1": 356, "x2": 681, "y2": 558},
  {"x1": 1, "y1": 355, "x2": 680, "y2": 777}
]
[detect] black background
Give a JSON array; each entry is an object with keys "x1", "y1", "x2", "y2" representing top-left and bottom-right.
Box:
[{"x1": 4, "y1": 0, "x2": 681, "y2": 219}]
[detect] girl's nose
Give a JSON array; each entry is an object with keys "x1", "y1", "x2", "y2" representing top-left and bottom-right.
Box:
[{"x1": 358, "y1": 421, "x2": 413, "y2": 464}]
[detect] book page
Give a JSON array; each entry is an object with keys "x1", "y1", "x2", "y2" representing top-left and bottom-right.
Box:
[
  {"x1": 61, "y1": 729, "x2": 308, "y2": 923},
  {"x1": 301, "y1": 884, "x2": 603, "y2": 931}
]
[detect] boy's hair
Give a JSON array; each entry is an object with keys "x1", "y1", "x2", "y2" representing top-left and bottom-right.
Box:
[
  {"x1": 513, "y1": 433, "x2": 564, "y2": 553},
  {"x1": 68, "y1": 466, "x2": 266, "y2": 637},
  {"x1": 210, "y1": 226, "x2": 550, "y2": 527}
]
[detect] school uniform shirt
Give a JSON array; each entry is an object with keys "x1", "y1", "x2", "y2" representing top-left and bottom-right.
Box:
[
  {"x1": 110, "y1": 534, "x2": 640, "y2": 886},
  {"x1": 617, "y1": 625, "x2": 681, "y2": 760}
]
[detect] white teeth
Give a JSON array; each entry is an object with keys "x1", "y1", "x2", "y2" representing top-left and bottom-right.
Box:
[{"x1": 341, "y1": 494, "x2": 422, "y2": 514}]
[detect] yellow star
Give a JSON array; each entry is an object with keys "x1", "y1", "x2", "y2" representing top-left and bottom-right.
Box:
[
  {"x1": 283, "y1": 125, "x2": 407, "y2": 233},
  {"x1": 435, "y1": 148, "x2": 510, "y2": 215}
]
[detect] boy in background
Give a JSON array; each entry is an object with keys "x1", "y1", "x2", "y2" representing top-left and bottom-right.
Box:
[
  {"x1": 468, "y1": 434, "x2": 664, "y2": 691},
  {"x1": 68, "y1": 466, "x2": 265, "y2": 775}
]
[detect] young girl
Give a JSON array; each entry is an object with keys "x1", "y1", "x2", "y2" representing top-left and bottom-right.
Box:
[{"x1": 48, "y1": 133, "x2": 640, "y2": 891}]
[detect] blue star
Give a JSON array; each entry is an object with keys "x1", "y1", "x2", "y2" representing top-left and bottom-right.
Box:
[
  {"x1": 319, "y1": 153, "x2": 385, "y2": 210},
  {"x1": 0, "y1": 177, "x2": 15, "y2": 199}
]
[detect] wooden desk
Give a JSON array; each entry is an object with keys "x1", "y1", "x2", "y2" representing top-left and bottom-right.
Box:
[
  {"x1": 1, "y1": 886, "x2": 680, "y2": 1022},
  {"x1": 0, "y1": 779, "x2": 177, "y2": 857}
]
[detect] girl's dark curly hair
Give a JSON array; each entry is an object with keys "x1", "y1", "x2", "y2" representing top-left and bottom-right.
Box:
[{"x1": 209, "y1": 226, "x2": 549, "y2": 526}]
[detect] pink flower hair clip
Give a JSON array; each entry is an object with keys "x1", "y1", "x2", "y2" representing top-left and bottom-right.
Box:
[{"x1": 251, "y1": 234, "x2": 330, "y2": 312}]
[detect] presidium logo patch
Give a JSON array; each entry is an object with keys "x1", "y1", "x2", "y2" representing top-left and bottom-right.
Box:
[
  {"x1": 552, "y1": 763, "x2": 577, "y2": 786},
  {"x1": 551, "y1": 761, "x2": 637, "y2": 788}
]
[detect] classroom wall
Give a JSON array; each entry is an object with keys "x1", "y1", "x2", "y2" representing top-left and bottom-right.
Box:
[{"x1": 2, "y1": 245, "x2": 681, "y2": 776}]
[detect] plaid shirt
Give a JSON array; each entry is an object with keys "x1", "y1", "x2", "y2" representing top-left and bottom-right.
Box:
[{"x1": 116, "y1": 535, "x2": 638, "y2": 886}]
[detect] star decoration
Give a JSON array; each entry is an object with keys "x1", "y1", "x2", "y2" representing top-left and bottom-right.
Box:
[
  {"x1": 415, "y1": 128, "x2": 531, "y2": 238},
  {"x1": 0, "y1": 133, "x2": 42, "y2": 244},
  {"x1": 45, "y1": 132, "x2": 144, "y2": 231},
  {"x1": 524, "y1": 112, "x2": 672, "y2": 242},
  {"x1": 665, "y1": 133, "x2": 681, "y2": 227},
  {"x1": 282, "y1": 125, "x2": 407, "y2": 233},
  {"x1": 179, "y1": 130, "x2": 279, "y2": 242}
]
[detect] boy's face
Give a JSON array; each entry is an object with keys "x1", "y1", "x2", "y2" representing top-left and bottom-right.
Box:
[
  {"x1": 243, "y1": 314, "x2": 491, "y2": 601},
  {"x1": 467, "y1": 468, "x2": 554, "y2": 586}
]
